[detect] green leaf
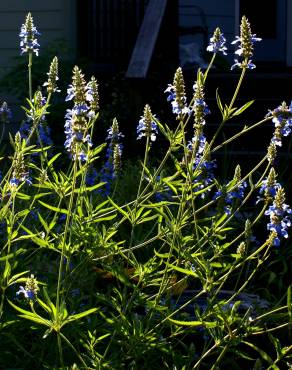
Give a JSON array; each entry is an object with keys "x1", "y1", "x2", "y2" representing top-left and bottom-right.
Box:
[
  {"x1": 42, "y1": 287, "x2": 57, "y2": 319},
  {"x1": 166, "y1": 263, "x2": 198, "y2": 278},
  {"x1": 243, "y1": 341, "x2": 275, "y2": 366},
  {"x1": 216, "y1": 88, "x2": 224, "y2": 115},
  {"x1": 169, "y1": 318, "x2": 217, "y2": 328},
  {"x1": 37, "y1": 298, "x2": 53, "y2": 315},
  {"x1": 66, "y1": 307, "x2": 98, "y2": 323},
  {"x1": 38, "y1": 200, "x2": 69, "y2": 215},
  {"x1": 91, "y1": 214, "x2": 117, "y2": 223},
  {"x1": 268, "y1": 333, "x2": 282, "y2": 358},
  {"x1": 18, "y1": 314, "x2": 51, "y2": 327},
  {"x1": 47, "y1": 152, "x2": 62, "y2": 167},
  {"x1": 15, "y1": 192, "x2": 31, "y2": 200},
  {"x1": 233, "y1": 100, "x2": 254, "y2": 116},
  {"x1": 8, "y1": 270, "x2": 30, "y2": 286},
  {"x1": 8, "y1": 299, "x2": 51, "y2": 327},
  {"x1": 107, "y1": 198, "x2": 130, "y2": 221},
  {"x1": 154, "y1": 250, "x2": 170, "y2": 259},
  {"x1": 288, "y1": 285, "x2": 292, "y2": 322},
  {"x1": 3, "y1": 261, "x2": 11, "y2": 280},
  {"x1": 37, "y1": 212, "x2": 51, "y2": 234}
]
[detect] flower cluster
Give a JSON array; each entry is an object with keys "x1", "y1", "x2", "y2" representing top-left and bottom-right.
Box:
[
  {"x1": 165, "y1": 67, "x2": 190, "y2": 117},
  {"x1": 19, "y1": 13, "x2": 40, "y2": 56},
  {"x1": 265, "y1": 187, "x2": 292, "y2": 247},
  {"x1": 231, "y1": 16, "x2": 261, "y2": 70},
  {"x1": 86, "y1": 166, "x2": 99, "y2": 186},
  {"x1": 266, "y1": 101, "x2": 292, "y2": 146},
  {"x1": 100, "y1": 118, "x2": 124, "y2": 196},
  {"x1": 192, "y1": 71, "x2": 210, "y2": 128},
  {"x1": 207, "y1": 27, "x2": 227, "y2": 55},
  {"x1": 20, "y1": 91, "x2": 52, "y2": 150},
  {"x1": 187, "y1": 135, "x2": 216, "y2": 198},
  {"x1": 65, "y1": 66, "x2": 99, "y2": 161},
  {"x1": 16, "y1": 274, "x2": 39, "y2": 300},
  {"x1": 10, "y1": 132, "x2": 31, "y2": 187},
  {"x1": 214, "y1": 165, "x2": 247, "y2": 215},
  {"x1": 257, "y1": 168, "x2": 282, "y2": 203},
  {"x1": 43, "y1": 56, "x2": 60, "y2": 94},
  {"x1": 0, "y1": 102, "x2": 12, "y2": 124},
  {"x1": 137, "y1": 104, "x2": 158, "y2": 142}
]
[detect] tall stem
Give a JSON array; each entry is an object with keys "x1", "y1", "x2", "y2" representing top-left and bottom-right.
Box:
[
  {"x1": 56, "y1": 160, "x2": 77, "y2": 314},
  {"x1": 129, "y1": 136, "x2": 150, "y2": 248},
  {"x1": 28, "y1": 52, "x2": 32, "y2": 101},
  {"x1": 229, "y1": 65, "x2": 247, "y2": 111}
]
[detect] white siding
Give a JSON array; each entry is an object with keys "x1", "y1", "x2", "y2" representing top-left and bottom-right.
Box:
[
  {"x1": 179, "y1": 0, "x2": 235, "y2": 40},
  {"x1": 179, "y1": 0, "x2": 235, "y2": 66},
  {"x1": 0, "y1": 0, "x2": 76, "y2": 75},
  {"x1": 0, "y1": 0, "x2": 76, "y2": 127}
]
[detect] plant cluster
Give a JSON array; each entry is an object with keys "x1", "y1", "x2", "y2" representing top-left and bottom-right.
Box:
[{"x1": 0, "y1": 13, "x2": 292, "y2": 369}]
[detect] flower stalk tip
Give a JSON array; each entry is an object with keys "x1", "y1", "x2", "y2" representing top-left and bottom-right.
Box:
[
  {"x1": 231, "y1": 16, "x2": 261, "y2": 70},
  {"x1": 207, "y1": 27, "x2": 227, "y2": 55},
  {"x1": 19, "y1": 13, "x2": 40, "y2": 56}
]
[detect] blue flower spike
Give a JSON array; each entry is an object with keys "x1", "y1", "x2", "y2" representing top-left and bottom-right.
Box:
[
  {"x1": 19, "y1": 13, "x2": 40, "y2": 56},
  {"x1": 16, "y1": 274, "x2": 39, "y2": 301},
  {"x1": 231, "y1": 16, "x2": 261, "y2": 70},
  {"x1": 207, "y1": 27, "x2": 227, "y2": 55}
]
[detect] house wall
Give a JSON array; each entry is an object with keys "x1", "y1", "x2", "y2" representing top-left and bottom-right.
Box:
[
  {"x1": 178, "y1": 0, "x2": 235, "y2": 66},
  {"x1": 0, "y1": 0, "x2": 76, "y2": 77},
  {"x1": 0, "y1": 0, "x2": 76, "y2": 126},
  {"x1": 179, "y1": 0, "x2": 235, "y2": 40}
]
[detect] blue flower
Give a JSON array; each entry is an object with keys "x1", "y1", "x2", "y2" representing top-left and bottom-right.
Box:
[
  {"x1": 231, "y1": 16, "x2": 261, "y2": 70},
  {"x1": 20, "y1": 119, "x2": 52, "y2": 151},
  {"x1": 231, "y1": 59, "x2": 256, "y2": 70},
  {"x1": 207, "y1": 28, "x2": 227, "y2": 55},
  {"x1": 86, "y1": 166, "x2": 99, "y2": 186},
  {"x1": 192, "y1": 75, "x2": 210, "y2": 126},
  {"x1": 214, "y1": 166, "x2": 247, "y2": 215},
  {"x1": 137, "y1": 117, "x2": 158, "y2": 142},
  {"x1": 16, "y1": 274, "x2": 39, "y2": 300},
  {"x1": 267, "y1": 101, "x2": 292, "y2": 147},
  {"x1": 165, "y1": 67, "x2": 191, "y2": 117},
  {"x1": 264, "y1": 188, "x2": 292, "y2": 246},
  {"x1": 188, "y1": 135, "x2": 216, "y2": 198},
  {"x1": 16, "y1": 286, "x2": 35, "y2": 300},
  {"x1": 19, "y1": 13, "x2": 40, "y2": 56},
  {"x1": 99, "y1": 119, "x2": 124, "y2": 196},
  {"x1": 137, "y1": 105, "x2": 158, "y2": 142},
  {"x1": 0, "y1": 102, "x2": 12, "y2": 123},
  {"x1": 64, "y1": 67, "x2": 98, "y2": 162},
  {"x1": 257, "y1": 179, "x2": 281, "y2": 203},
  {"x1": 10, "y1": 172, "x2": 32, "y2": 187}
]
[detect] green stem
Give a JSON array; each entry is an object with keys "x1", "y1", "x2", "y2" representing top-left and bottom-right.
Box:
[
  {"x1": 129, "y1": 135, "x2": 150, "y2": 248},
  {"x1": 59, "y1": 332, "x2": 88, "y2": 368},
  {"x1": 203, "y1": 53, "x2": 216, "y2": 83},
  {"x1": 209, "y1": 65, "x2": 247, "y2": 149},
  {"x1": 0, "y1": 288, "x2": 5, "y2": 319},
  {"x1": 28, "y1": 52, "x2": 32, "y2": 101},
  {"x1": 56, "y1": 160, "x2": 77, "y2": 315},
  {"x1": 210, "y1": 343, "x2": 229, "y2": 370},
  {"x1": 57, "y1": 333, "x2": 64, "y2": 369},
  {"x1": 229, "y1": 64, "x2": 247, "y2": 111},
  {"x1": 212, "y1": 117, "x2": 272, "y2": 153}
]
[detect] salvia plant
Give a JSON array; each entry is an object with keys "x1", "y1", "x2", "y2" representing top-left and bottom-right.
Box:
[{"x1": 0, "y1": 13, "x2": 292, "y2": 370}]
